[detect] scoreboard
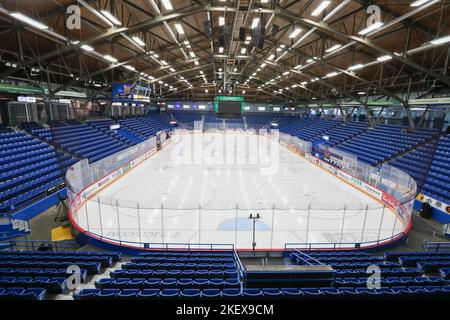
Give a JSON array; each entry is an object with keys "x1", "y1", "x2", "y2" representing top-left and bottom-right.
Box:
[{"x1": 215, "y1": 96, "x2": 244, "y2": 115}]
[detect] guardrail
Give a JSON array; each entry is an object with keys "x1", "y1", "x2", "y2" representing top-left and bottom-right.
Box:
[
  {"x1": 6, "y1": 239, "x2": 80, "y2": 252},
  {"x1": 284, "y1": 231, "x2": 407, "y2": 251},
  {"x1": 422, "y1": 241, "x2": 450, "y2": 253}
]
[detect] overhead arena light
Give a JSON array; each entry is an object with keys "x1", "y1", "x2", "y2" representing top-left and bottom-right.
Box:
[
  {"x1": 348, "y1": 64, "x2": 364, "y2": 71},
  {"x1": 189, "y1": 51, "x2": 196, "y2": 58},
  {"x1": 81, "y1": 44, "x2": 94, "y2": 52},
  {"x1": 241, "y1": 47, "x2": 247, "y2": 54},
  {"x1": 100, "y1": 10, "x2": 121, "y2": 26},
  {"x1": 131, "y1": 36, "x2": 145, "y2": 46},
  {"x1": 311, "y1": 1, "x2": 331, "y2": 17},
  {"x1": 125, "y1": 65, "x2": 136, "y2": 71},
  {"x1": 325, "y1": 44, "x2": 342, "y2": 53},
  {"x1": 103, "y1": 55, "x2": 118, "y2": 63},
  {"x1": 161, "y1": 60, "x2": 168, "y2": 65},
  {"x1": 358, "y1": 22, "x2": 384, "y2": 35},
  {"x1": 289, "y1": 27, "x2": 302, "y2": 39},
  {"x1": 174, "y1": 23, "x2": 185, "y2": 35},
  {"x1": 162, "y1": 0, "x2": 173, "y2": 10},
  {"x1": 410, "y1": 0, "x2": 433, "y2": 7},
  {"x1": 377, "y1": 55, "x2": 392, "y2": 62},
  {"x1": 430, "y1": 35, "x2": 450, "y2": 45},
  {"x1": 10, "y1": 12, "x2": 49, "y2": 30},
  {"x1": 268, "y1": 54, "x2": 275, "y2": 61},
  {"x1": 325, "y1": 72, "x2": 339, "y2": 78},
  {"x1": 219, "y1": 17, "x2": 225, "y2": 26},
  {"x1": 251, "y1": 17, "x2": 260, "y2": 29}
]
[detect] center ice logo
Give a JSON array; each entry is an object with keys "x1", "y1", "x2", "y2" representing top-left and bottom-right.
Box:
[{"x1": 170, "y1": 122, "x2": 280, "y2": 176}]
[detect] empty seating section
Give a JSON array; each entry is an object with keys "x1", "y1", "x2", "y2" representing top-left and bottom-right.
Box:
[
  {"x1": 0, "y1": 130, "x2": 72, "y2": 213},
  {"x1": 119, "y1": 116, "x2": 171, "y2": 139},
  {"x1": 0, "y1": 250, "x2": 121, "y2": 299},
  {"x1": 74, "y1": 250, "x2": 241, "y2": 300},
  {"x1": 279, "y1": 117, "x2": 316, "y2": 136},
  {"x1": 297, "y1": 119, "x2": 341, "y2": 142},
  {"x1": 336, "y1": 125, "x2": 438, "y2": 166},
  {"x1": 420, "y1": 134, "x2": 450, "y2": 204},
  {"x1": 87, "y1": 119, "x2": 137, "y2": 146},
  {"x1": 321, "y1": 121, "x2": 368, "y2": 147},
  {"x1": 169, "y1": 112, "x2": 203, "y2": 129},
  {"x1": 388, "y1": 143, "x2": 436, "y2": 188},
  {"x1": 49, "y1": 124, "x2": 129, "y2": 163},
  {"x1": 245, "y1": 115, "x2": 275, "y2": 129},
  {"x1": 204, "y1": 114, "x2": 223, "y2": 124},
  {"x1": 72, "y1": 249, "x2": 450, "y2": 299}
]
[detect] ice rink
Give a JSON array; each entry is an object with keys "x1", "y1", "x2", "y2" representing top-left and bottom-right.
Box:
[{"x1": 73, "y1": 132, "x2": 404, "y2": 250}]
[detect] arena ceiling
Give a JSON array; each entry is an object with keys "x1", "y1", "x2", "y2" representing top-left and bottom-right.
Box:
[{"x1": 0, "y1": 0, "x2": 449, "y2": 104}]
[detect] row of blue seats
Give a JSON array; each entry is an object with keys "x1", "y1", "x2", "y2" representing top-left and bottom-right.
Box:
[
  {"x1": 335, "y1": 268, "x2": 421, "y2": 278},
  {"x1": 440, "y1": 268, "x2": 450, "y2": 280},
  {"x1": 122, "y1": 262, "x2": 236, "y2": 271},
  {"x1": 0, "y1": 276, "x2": 67, "y2": 294},
  {"x1": 418, "y1": 261, "x2": 450, "y2": 273},
  {"x1": 334, "y1": 276, "x2": 445, "y2": 287},
  {"x1": 0, "y1": 254, "x2": 113, "y2": 267},
  {"x1": 0, "y1": 172, "x2": 62, "y2": 202},
  {"x1": 399, "y1": 256, "x2": 450, "y2": 267},
  {"x1": 329, "y1": 262, "x2": 400, "y2": 269},
  {"x1": 0, "y1": 268, "x2": 87, "y2": 282},
  {"x1": 0, "y1": 164, "x2": 63, "y2": 193},
  {"x1": 0, "y1": 287, "x2": 46, "y2": 300},
  {"x1": 0, "y1": 250, "x2": 122, "y2": 261},
  {"x1": 385, "y1": 251, "x2": 450, "y2": 261},
  {"x1": 0, "y1": 145, "x2": 54, "y2": 165},
  {"x1": 0, "y1": 150, "x2": 56, "y2": 172},
  {"x1": 95, "y1": 277, "x2": 240, "y2": 289},
  {"x1": 110, "y1": 269, "x2": 239, "y2": 279},
  {"x1": 74, "y1": 286, "x2": 450, "y2": 300},
  {"x1": 131, "y1": 257, "x2": 235, "y2": 264},
  {"x1": 0, "y1": 178, "x2": 64, "y2": 212},
  {"x1": 87, "y1": 120, "x2": 138, "y2": 146},
  {"x1": 300, "y1": 251, "x2": 372, "y2": 257},
  {"x1": 294, "y1": 256, "x2": 384, "y2": 263},
  {"x1": 138, "y1": 251, "x2": 234, "y2": 258},
  {"x1": 0, "y1": 261, "x2": 101, "y2": 275}
]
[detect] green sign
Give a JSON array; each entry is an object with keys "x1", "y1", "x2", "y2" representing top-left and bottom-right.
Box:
[
  {"x1": 215, "y1": 96, "x2": 244, "y2": 102},
  {"x1": 215, "y1": 96, "x2": 245, "y2": 112},
  {"x1": 0, "y1": 83, "x2": 44, "y2": 95}
]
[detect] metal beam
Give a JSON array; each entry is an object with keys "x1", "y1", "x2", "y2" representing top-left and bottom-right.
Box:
[{"x1": 273, "y1": 3, "x2": 450, "y2": 88}]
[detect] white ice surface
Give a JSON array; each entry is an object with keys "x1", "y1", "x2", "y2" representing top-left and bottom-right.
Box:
[{"x1": 73, "y1": 133, "x2": 404, "y2": 250}]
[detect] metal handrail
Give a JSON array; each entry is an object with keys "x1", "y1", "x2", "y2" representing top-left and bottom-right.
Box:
[
  {"x1": 284, "y1": 232, "x2": 406, "y2": 251},
  {"x1": 422, "y1": 241, "x2": 450, "y2": 253},
  {"x1": 291, "y1": 249, "x2": 325, "y2": 265}
]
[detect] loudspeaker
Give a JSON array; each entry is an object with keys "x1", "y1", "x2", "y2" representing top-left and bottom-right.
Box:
[
  {"x1": 203, "y1": 20, "x2": 212, "y2": 38},
  {"x1": 218, "y1": 25, "x2": 231, "y2": 49},
  {"x1": 252, "y1": 26, "x2": 265, "y2": 49},
  {"x1": 239, "y1": 27, "x2": 246, "y2": 41},
  {"x1": 271, "y1": 24, "x2": 279, "y2": 38},
  {"x1": 420, "y1": 202, "x2": 432, "y2": 219}
]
